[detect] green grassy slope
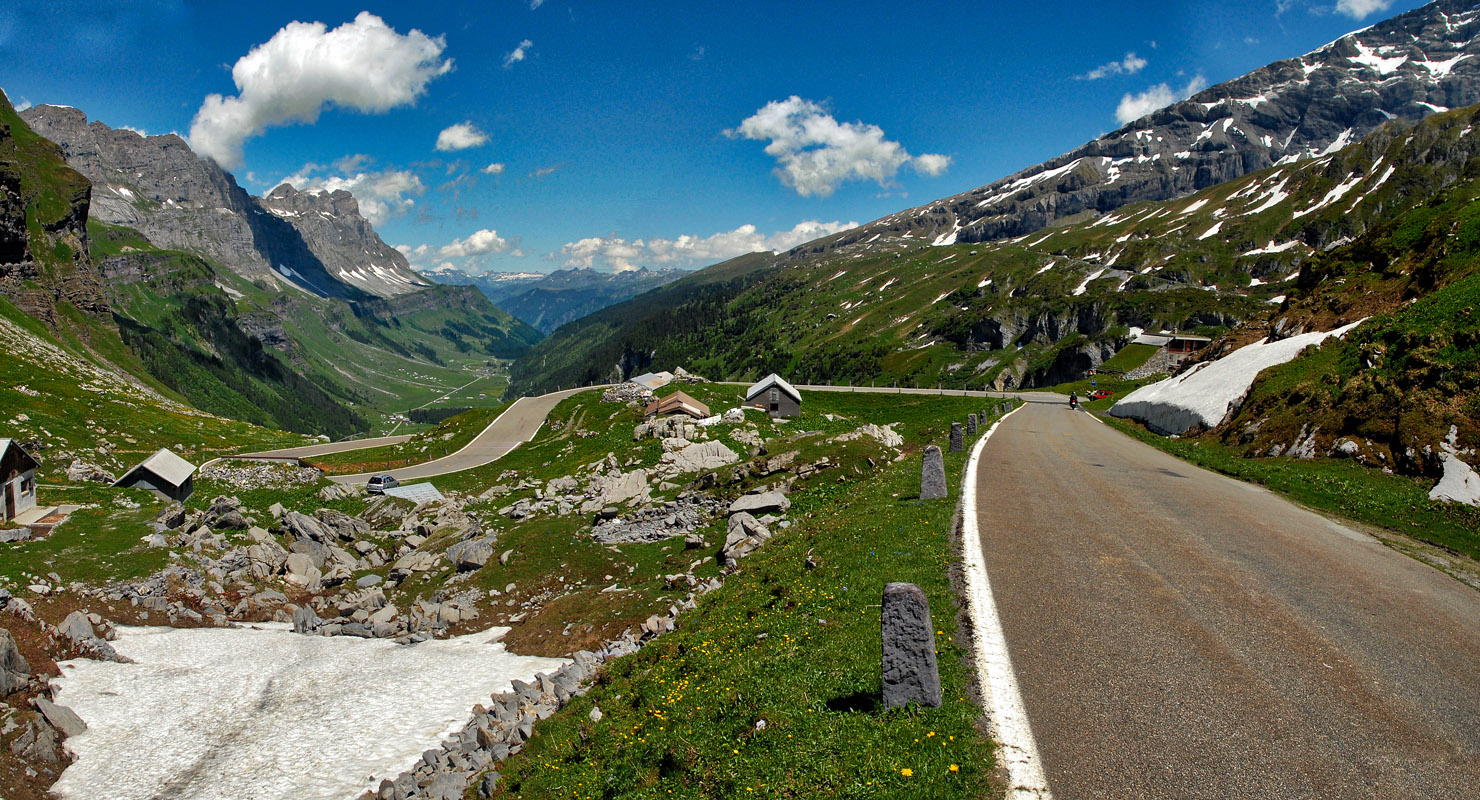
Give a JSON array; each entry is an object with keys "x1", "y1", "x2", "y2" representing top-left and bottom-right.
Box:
[{"x1": 91, "y1": 221, "x2": 528, "y2": 435}]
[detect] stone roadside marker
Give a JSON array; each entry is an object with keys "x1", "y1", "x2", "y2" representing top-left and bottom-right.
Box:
[
  {"x1": 967, "y1": 413, "x2": 978, "y2": 436},
  {"x1": 881, "y1": 582, "x2": 942, "y2": 709},
  {"x1": 949, "y1": 422, "x2": 964, "y2": 453},
  {"x1": 920, "y1": 445, "x2": 946, "y2": 500}
]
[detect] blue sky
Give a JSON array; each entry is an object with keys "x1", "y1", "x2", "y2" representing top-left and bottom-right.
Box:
[{"x1": 0, "y1": 0, "x2": 1429, "y2": 274}]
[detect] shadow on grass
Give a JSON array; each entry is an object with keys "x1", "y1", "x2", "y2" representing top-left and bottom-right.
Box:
[{"x1": 826, "y1": 690, "x2": 881, "y2": 714}]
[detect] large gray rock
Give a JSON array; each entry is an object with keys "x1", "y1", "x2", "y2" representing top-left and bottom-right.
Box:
[
  {"x1": 33, "y1": 696, "x2": 87, "y2": 738},
  {"x1": 728, "y1": 491, "x2": 791, "y2": 516},
  {"x1": 949, "y1": 423, "x2": 963, "y2": 453},
  {"x1": 57, "y1": 611, "x2": 127, "y2": 662},
  {"x1": 292, "y1": 604, "x2": 322, "y2": 634},
  {"x1": 315, "y1": 508, "x2": 372, "y2": 541},
  {"x1": 720, "y1": 512, "x2": 772, "y2": 565},
  {"x1": 0, "y1": 628, "x2": 30, "y2": 694},
  {"x1": 282, "y1": 511, "x2": 330, "y2": 543},
  {"x1": 881, "y1": 582, "x2": 941, "y2": 710},
  {"x1": 284, "y1": 553, "x2": 322, "y2": 589},
  {"x1": 447, "y1": 539, "x2": 494, "y2": 571},
  {"x1": 920, "y1": 446, "x2": 947, "y2": 500},
  {"x1": 66, "y1": 460, "x2": 115, "y2": 484}
]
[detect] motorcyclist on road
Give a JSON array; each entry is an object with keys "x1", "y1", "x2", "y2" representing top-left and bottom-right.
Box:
[{"x1": 1069, "y1": 391, "x2": 1078, "y2": 409}]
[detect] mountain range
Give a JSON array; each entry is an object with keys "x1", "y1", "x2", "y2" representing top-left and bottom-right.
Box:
[
  {"x1": 419, "y1": 265, "x2": 689, "y2": 334},
  {"x1": 509, "y1": 0, "x2": 1480, "y2": 396},
  {"x1": 20, "y1": 104, "x2": 428, "y2": 300}
]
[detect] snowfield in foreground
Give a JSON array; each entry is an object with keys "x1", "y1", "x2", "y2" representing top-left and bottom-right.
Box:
[
  {"x1": 1110, "y1": 320, "x2": 1365, "y2": 435},
  {"x1": 51, "y1": 624, "x2": 567, "y2": 800}
]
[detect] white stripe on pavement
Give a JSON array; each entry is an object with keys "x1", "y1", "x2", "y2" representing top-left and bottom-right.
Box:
[{"x1": 961, "y1": 404, "x2": 1053, "y2": 798}]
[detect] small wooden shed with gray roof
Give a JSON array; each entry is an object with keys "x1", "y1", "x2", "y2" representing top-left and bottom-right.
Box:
[
  {"x1": 745, "y1": 374, "x2": 802, "y2": 419},
  {"x1": 1, "y1": 439, "x2": 40, "y2": 524},
  {"x1": 113, "y1": 448, "x2": 197, "y2": 502}
]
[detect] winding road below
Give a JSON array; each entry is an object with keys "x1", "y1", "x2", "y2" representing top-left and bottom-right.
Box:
[
  {"x1": 238, "y1": 386, "x2": 601, "y2": 485},
  {"x1": 969, "y1": 401, "x2": 1480, "y2": 799}
]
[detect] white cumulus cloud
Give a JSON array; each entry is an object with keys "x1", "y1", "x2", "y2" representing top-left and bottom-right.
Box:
[
  {"x1": 482, "y1": 162, "x2": 505, "y2": 174},
  {"x1": 439, "y1": 229, "x2": 511, "y2": 259},
  {"x1": 1335, "y1": 0, "x2": 1391, "y2": 19},
  {"x1": 1078, "y1": 52, "x2": 1148, "y2": 80},
  {"x1": 435, "y1": 122, "x2": 488, "y2": 152},
  {"x1": 188, "y1": 12, "x2": 452, "y2": 170},
  {"x1": 504, "y1": 39, "x2": 533, "y2": 69},
  {"x1": 558, "y1": 219, "x2": 856, "y2": 272},
  {"x1": 277, "y1": 165, "x2": 426, "y2": 226},
  {"x1": 1114, "y1": 74, "x2": 1208, "y2": 125},
  {"x1": 727, "y1": 96, "x2": 950, "y2": 197}
]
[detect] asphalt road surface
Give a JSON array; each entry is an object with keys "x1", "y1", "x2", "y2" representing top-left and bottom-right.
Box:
[
  {"x1": 240, "y1": 434, "x2": 414, "y2": 459},
  {"x1": 324, "y1": 386, "x2": 600, "y2": 484},
  {"x1": 973, "y1": 401, "x2": 1480, "y2": 799}
]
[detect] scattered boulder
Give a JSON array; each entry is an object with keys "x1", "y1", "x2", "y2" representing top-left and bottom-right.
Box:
[
  {"x1": 657, "y1": 440, "x2": 740, "y2": 476},
  {"x1": 1, "y1": 628, "x2": 30, "y2": 694},
  {"x1": 66, "y1": 460, "x2": 116, "y2": 484},
  {"x1": 154, "y1": 503, "x2": 188, "y2": 530},
  {"x1": 57, "y1": 611, "x2": 128, "y2": 662},
  {"x1": 720, "y1": 512, "x2": 771, "y2": 565},
  {"x1": 447, "y1": 539, "x2": 495, "y2": 571},
  {"x1": 32, "y1": 696, "x2": 87, "y2": 738},
  {"x1": 728, "y1": 491, "x2": 790, "y2": 516},
  {"x1": 292, "y1": 604, "x2": 322, "y2": 634}
]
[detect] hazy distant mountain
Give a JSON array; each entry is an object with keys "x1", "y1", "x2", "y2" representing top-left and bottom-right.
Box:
[{"x1": 420, "y1": 267, "x2": 689, "y2": 334}]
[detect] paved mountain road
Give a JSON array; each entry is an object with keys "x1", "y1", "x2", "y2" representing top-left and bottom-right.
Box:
[{"x1": 973, "y1": 402, "x2": 1480, "y2": 799}]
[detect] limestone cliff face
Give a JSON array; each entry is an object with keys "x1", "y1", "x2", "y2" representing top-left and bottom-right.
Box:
[
  {"x1": 804, "y1": 0, "x2": 1480, "y2": 255},
  {"x1": 0, "y1": 90, "x2": 110, "y2": 327},
  {"x1": 18, "y1": 106, "x2": 425, "y2": 300},
  {"x1": 258, "y1": 183, "x2": 428, "y2": 297}
]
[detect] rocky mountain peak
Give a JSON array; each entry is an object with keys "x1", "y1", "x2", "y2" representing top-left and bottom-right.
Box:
[
  {"x1": 20, "y1": 105, "x2": 424, "y2": 299},
  {"x1": 812, "y1": 0, "x2": 1480, "y2": 257}
]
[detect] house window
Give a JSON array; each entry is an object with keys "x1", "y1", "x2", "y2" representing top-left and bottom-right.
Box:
[{"x1": 22, "y1": 474, "x2": 34, "y2": 496}]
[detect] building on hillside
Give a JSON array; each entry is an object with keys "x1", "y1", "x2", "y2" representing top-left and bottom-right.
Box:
[
  {"x1": 630, "y1": 371, "x2": 675, "y2": 390},
  {"x1": 113, "y1": 448, "x2": 197, "y2": 502},
  {"x1": 745, "y1": 374, "x2": 802, "y2": 419},
  {"x1": 645, "y1": 391, "x2": 710, "y2": 420},
  {"x1": 1, "y1": 439, "x2": 40, "y2": 524},
  {"x1": 1166, "y1": 334, "x2": 1212, "y2": 354}
]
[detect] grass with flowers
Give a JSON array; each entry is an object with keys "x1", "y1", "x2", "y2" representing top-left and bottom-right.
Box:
[{"x1": 482, "y1": 390, "x2": 1007, "y2": 799}]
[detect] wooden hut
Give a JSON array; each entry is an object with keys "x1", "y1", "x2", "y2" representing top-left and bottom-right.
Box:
[
  {"x1": 0, "y1": 439, "x2": 40, "y2": 524},
  {"x1": 113, "y1": 448, "x2": 197, "y2": 502},
  {"x1": 745, "y1": 374, "x2": 802, "y2": 419}
]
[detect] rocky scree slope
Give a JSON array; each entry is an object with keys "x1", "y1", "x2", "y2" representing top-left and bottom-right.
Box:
[{"x1": 19, "y1": 104, "x2": 427, "y2": 300}]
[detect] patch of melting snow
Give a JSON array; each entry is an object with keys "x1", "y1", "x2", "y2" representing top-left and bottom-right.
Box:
[
  {"x1": 50, "y1": 624, "x2": 566, "y2": 800},
  {"x1": 1239, "y1": 176, "x2": 1292, "y2": 216},
  {"x1": 1241, "y1": 239, "x2": 1302, "y2": 257},
  {"x1": 1348, "y1": 41, "x2": 1407, "y2": 75},
  {"x1": 1416, "y1": 101, "x2": 1450, "y2": 114},
  {"x1": 1267, "y1": 294, "x2": 1287, "y2": 304},
  {"x1": 1034, "y1": 261, "x2": 1056, "y2": 275},
  {"x1": 1293, "y1": 173, "x2": 1365, "y2": 218},
  {"x1": 1177, "y1": 198, "x2": 1210, "y2": 217},
  {"x1": 1073, "y1": 268, "x2": 1106, "y2": 296},
  {"x1": 1196, "y1": 221, "x2": 1224, "y2": 240},
  {"x1": 1110, "y1": 319, "x2": 1365, "y2": 434}
]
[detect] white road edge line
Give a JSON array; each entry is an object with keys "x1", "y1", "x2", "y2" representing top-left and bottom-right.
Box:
[{"x1": 962, "y1": 404, "x2": 1053, "y2": 799}]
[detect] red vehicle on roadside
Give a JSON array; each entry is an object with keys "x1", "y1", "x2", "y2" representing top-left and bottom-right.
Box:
[{"x1": 1088, "y1": 389, "x2": 1114, "y2": 400}]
